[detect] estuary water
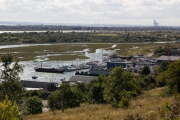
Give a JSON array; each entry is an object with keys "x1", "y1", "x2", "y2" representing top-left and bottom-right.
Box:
[{"x1": 0, "y1": 44, "x2": 113, "y2": 84}]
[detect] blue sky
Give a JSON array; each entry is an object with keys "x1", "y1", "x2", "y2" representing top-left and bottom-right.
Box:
[{"x1": 0, "y1": 0, "x2": 180, "y2": 26}]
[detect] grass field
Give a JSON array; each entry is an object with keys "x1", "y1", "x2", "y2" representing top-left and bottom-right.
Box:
[{"x1": 23, "y1": 87, "x2": 179, "y2": 120}]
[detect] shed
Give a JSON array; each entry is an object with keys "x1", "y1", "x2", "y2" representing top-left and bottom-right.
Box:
[
  {"x1": 20, "y1": 80, "x2": 58, "y2": 91},
  {"x1": 156, "y1": 56, "x2": 180, "y2": 64}
]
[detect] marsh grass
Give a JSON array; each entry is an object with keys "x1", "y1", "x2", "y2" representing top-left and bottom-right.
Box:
[
  {"x1": 24, "y1": 87, "x2": 179, "y2": 120},
  {"x1": 0, "y1": 43, "x2": 180, "y2": 61}
]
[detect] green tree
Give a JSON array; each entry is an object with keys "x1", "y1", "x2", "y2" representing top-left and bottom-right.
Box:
[
  {"x1": 166, "y1": 60, "x2": 180, "y2": 94},
  {"x1": 87, "y1": 75, "x2": 106, "y2": 103},
  {"x1": 104, "y1": 67, "x2": 141, "y2": 108},
  {"x1": 156, "y1": 71, "x2": 168, "y2": 87},
  {"x1": 141, "y1": 65, "x2": 151, "y2": 76},
  {"x1": 48, "y1": 83, "x2": 83, "y2": 111},
  {"x1": 0, "y1": 96, "x2": 19, "y2": 120},
  {"x1": 26, "y1": 96, "x2": 43, "y2": 114},
  {"x1": 141, "y1": 75, "x2": 156, "y2": 89},
  {"x1": 48, "y1": 90, "x2": 61, "y2": 110},
  {"x1": 0, "y1": 53, "x2": 24, "y2": 102},
  {"x1": 159, "y1": 61, "x2": 169, "y2": 73}
]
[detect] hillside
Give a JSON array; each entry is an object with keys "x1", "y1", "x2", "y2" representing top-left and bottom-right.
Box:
[{"x1": 24, "y1": 87, "x2": 179, "y2": 120}]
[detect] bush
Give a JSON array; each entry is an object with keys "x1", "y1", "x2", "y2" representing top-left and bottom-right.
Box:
[
  {"x1": 48, "y1": 83, "x2": 84, "y2": 111},
  {"x1": 26, "y1": 96, "x2": 43, "y2": 114},
  {"x1": 0, "y1": 96, "x2": 20, "y2": 120},
  {"x1": 141, "y1": 65, "x2": 151, "y2": 76},
  {"x1": 23, "y1": 90, "x2": 48, "y2": 99},
  {"x1": 87, "y1": 75, "x2": 106, "y2": 104},
  {"x1": 103, "y1": 67, "x2": 141, "y2": 108},
  {"x1": 47, "y1": 90, "x2": 61, "y2": 110},
  {"x1": 119, "y1": 96, "x2": 130, "y2": 108}
]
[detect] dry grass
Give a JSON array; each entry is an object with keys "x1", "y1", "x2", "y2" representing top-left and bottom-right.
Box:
[{"x1": 24, "y1": 87, "x2": 178, "y2": 120}]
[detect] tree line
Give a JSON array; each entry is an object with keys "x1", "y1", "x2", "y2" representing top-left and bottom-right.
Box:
[{"x1": 0, "y1": 30, "x2": 179, "y2": 44}]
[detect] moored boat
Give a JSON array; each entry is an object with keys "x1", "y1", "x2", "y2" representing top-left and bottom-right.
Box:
[
  {"x1": 34, "y1": 62, "x2": 64, "y2": 73},
  {"x1": 32, "y1": 75, "x2": 38, "y2": 79},
  {"x1": 34, "y1": 67, "x2": 64, "y2": 73}
]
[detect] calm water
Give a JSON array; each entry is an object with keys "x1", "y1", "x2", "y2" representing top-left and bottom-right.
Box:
[{"x1": 0, "y1": 44, "x2": 113, "y2": 84}]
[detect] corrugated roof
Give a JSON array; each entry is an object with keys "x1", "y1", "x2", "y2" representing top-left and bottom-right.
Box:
[{"x1": 157, "y1": 56, "x2": 180, "y2": 61}]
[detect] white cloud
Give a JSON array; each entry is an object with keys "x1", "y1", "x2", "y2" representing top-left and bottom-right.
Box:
[{"x1": 0, "y1": 0, "x2": 180, "y2": 26}]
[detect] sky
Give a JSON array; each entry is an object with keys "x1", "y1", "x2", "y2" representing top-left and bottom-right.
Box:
[{"x1": 0, "y1": 0, "x2": 180, "y2": 26}]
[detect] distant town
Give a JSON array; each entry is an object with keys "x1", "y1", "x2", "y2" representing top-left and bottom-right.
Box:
[{"x1": 0, "y1": 21, "x2": 180, "y2": 31}]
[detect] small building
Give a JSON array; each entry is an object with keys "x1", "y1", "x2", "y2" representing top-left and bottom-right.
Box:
[
  {"x1": 69, "y1": 76, "x2": 97, "y2": 84},
  {"x1": 20, "y1": 80, "x2": 58, "y2": 91},
  {"x1": 106, "y1": 61, "x2": 133, "y2": 69},
  {"x1": 156, "y1": 56, "x2": 180, "y2": 64}
]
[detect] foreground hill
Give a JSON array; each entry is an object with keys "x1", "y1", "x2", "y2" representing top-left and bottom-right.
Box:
[{"x1": 24, "y1": 87, "x2": 179, "y2": 120}]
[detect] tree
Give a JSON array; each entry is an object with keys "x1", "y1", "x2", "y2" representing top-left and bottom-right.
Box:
[
  {"x1": 165, "y1": 60, "x2": 180, "y2": 94},
  {"x1": 159, "y1": 61, "x2": 169, "y2": 73},
  {"x1": 141, "y1": 75, "x2": 156, "y2": 89},
  {"x1": 26, "y1": 96, "x2": 43, "y2": 114},
  {"x1": 141, "y1": 65, "x2": 151, "y2": 76},
  {"x1": 48, "y1": 83, "x2": 83, "y2": 111},
  {"x1": 103, "y1": 67, "x2": 141, "y2": 108},
  {"x1": 0, "y1": 53, "x2": 24, "y2": 102},
  {"x1": 48, "y1": 90, "x2": 61, "y2": 110},
  {"x1": 156, "y1": 71, "x2": 168, "y2": 87},
  {"x1": 0, "y1": 96, "x2": 19, "y2": 120},
  {"x1": 87, "y1": 75, "x2": 106, "y2": 103}
]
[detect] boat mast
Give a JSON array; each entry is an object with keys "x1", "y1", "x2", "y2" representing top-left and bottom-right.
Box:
[{"x1": 102, "y1": 48, "x2": 103, "y2": 63}]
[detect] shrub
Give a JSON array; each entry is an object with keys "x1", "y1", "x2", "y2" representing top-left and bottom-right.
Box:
[
  {"x1": 87, "y1": 75, "x2": 106, "y2": 104},
  {"x1": 119, "y1": 96, "x2": 130, "y2": 109},
  {"x1": 48, "y1": 83, "x2": 84, "y2": 111},
  {"x1": 103, "y1": 67, "x2": 141, "y2": 108},
  {"x1": 26, "y1": 96, "x2": 43, "y2": 114},
  {"x1": 141, "y1": 65, "x2": 150, "y2": 76},
  {"x1": 0, "y1": 96, "x2": 20, "y2": 120}
]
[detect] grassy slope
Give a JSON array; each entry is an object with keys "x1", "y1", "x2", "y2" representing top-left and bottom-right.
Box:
[{"x1": 24, "y1": 87, "x2": 177, "y2": 120}]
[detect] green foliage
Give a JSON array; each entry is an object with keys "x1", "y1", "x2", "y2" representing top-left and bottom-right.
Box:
[
  {"x1": 159, "y1": 61, "x2": 170, "y2": 73},
  {"x1": 103, "y1": 67, "x2": 141, "y2": 108},
  {"x1": 159, "y1": 102, "x2": 180, "y2": 119},
  {"x1": 119, "y1": 96, "x2": 130, "y2": 109},
  {"x1": 156, "y1": 71, "x2": 168, "y2": 87},
  {"x1": 87, "y1": 75, "x2": 106, "y2": 104},
  {"x1": 1, "y1": 30, "x2": 179, "y2": 44},
  {"x1": 166, "y1": 60, "x2": 180, "y2": 94},
  {"x1": 154, "y1": 46, "x2": 167, "y2": 56},
  {"x1": 26, "y1": 96, "x2": 43, "y2": 114},
  {"x1": 140, "y1": 75, "x2": 156, "y2": 90},
  {"x1": 70, "y1": 84, "x2": 86, "y2": 105},
  {"x1": 47, "y1": 90, "x2": 61, "y2": 110},
  {"x1": 0, "y1": 53, "x2": 24, "y2": 102},
  {"x1": 141, "y1": 65, "x2": 151, "y2": 76},
  {"x1": 48, "y1": 83, "x2": 84, "y2": 111},
  {"x1": 0, "y1": 96, "x2": 20, "y2": 120},
  {"x1": 23, "y1": 90, "x2": 48, "y2": 99}
]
